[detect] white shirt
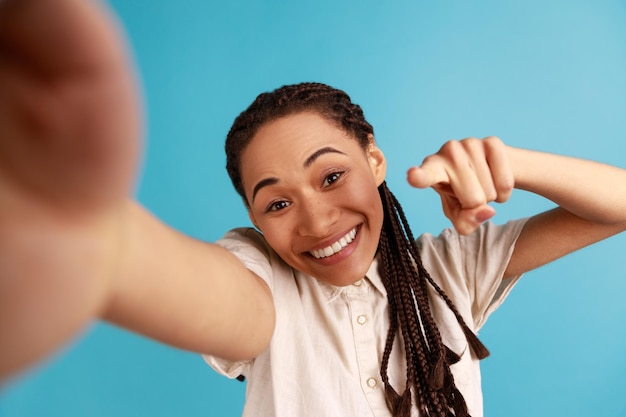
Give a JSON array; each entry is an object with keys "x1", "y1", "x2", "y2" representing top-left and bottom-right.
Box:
[{"x1": 204, "y1": 219, "x2": 527, "y2": 417}]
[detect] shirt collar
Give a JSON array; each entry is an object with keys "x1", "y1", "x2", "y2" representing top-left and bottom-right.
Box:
[
  {"x1": 364, "y1": 256, "x2": 387, "y2": 297},
  {"x1": 314, "y1": 256, "x2": 387, "y2": 303}
]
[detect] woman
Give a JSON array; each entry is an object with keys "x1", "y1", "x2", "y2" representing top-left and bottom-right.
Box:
[
  {"x1": 2, "y1": 1, "x2": 625, "y2": 416},
  {"x1": 201, "y1": 82, "x2": 626, "y2": 416}
]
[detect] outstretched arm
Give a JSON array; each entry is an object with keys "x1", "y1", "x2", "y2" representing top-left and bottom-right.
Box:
[
  {"x1": 407, "y1": 136, "x2": 626, "y2": 277},
  {"x1": 0, "y1": 0, "x2": 274, "y2": 380},
  {"x1": 502, "y1": 145, "x2": 626, "y2": 277},
  {"x1": 103, "y1": 203, "x2": 275, "y2": 363}
]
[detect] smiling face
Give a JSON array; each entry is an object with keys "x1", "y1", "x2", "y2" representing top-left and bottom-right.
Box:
[{"x1": 240, "y1": 112, "x2": 387, "y2": 286}]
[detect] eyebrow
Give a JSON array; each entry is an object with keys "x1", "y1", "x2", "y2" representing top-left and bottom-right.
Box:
[
  {"x1": 251, "y1": 146, "x2": 347, "y2": 203},
  {"x1": 251, "y1": 178, "x2": 279, "y2": 202},
  {"x1": 303, "y1": 146, "x2": 346, "y2": 168}
]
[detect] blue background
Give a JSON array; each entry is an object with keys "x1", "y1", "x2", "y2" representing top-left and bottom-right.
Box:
[{"x1": 2, "y1": 0, "x2": 626, "y2": 416}]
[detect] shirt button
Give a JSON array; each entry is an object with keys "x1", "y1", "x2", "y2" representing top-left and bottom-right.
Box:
[
  {"x1": 366, "y1": 377, "x2": 378, "y2": 388},
  {"x1": 356, "y1": 315, "x2": 367, "y2": 325},
  {"x1": 353, "y1": 279, "x2": 363, "y2": 287}
]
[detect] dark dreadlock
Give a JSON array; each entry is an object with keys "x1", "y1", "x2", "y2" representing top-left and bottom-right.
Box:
[
  {"x1": 225, "y1": 82, "x2": 489, "y2": 417},
  {"x1": 378, "y1": 182, "x2": 489, "y2": 417}
]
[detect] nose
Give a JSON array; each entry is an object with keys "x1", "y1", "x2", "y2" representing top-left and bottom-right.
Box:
[{"x1": 296, "y1": 197, "x2": 339, "y2": 237}]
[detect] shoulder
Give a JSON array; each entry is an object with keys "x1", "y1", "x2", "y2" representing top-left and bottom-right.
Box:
[
  {"x1": 217, "y1": 227, "x2": 293, "y2": 290},
  {"x1": 218, "y1": 227, "x2": 271, "y2": 255},
  {"x1": 416, "y1": 218, "x2": 529, "y2": 329},
  {"x1": 417, "y1": 218, "x2": 529, "y2": 255}
]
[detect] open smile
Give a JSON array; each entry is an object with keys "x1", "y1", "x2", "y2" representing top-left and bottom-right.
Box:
[{"x1": 309, "y1": 227, "x2": 358, "y2": 259}]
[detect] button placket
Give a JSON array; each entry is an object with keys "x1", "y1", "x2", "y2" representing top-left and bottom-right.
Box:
[{"x1": 346, "y1": 283, "x2": 386, "y2": 401}]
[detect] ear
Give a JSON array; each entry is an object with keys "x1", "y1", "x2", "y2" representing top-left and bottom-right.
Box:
[{"x1": 366, "y1": 135, "x2": 387, "y2": 186}]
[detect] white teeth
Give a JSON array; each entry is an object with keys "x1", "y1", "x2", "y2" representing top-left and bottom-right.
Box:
[{"x1": 310, "y1": 227, "x2": 358, "y2": 259}]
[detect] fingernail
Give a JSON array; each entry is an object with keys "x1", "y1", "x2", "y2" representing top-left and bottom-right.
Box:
[{"x1": 475, "y1": 209, "x2": 495, "y2": 223}]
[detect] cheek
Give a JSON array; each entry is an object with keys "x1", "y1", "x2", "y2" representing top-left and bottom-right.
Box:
[
  {"x1": 345, "y1": 175, "x2": 383, "y2": 215},
  {"x1": 255, "y1": 218, "x2": 295, "y2": 257},
  {"x1": 256, "y1": 219, "x2": 284, "y2": 242},
  {"x1": 336, "y1": 175, "x2": 384, "y2": 241}
]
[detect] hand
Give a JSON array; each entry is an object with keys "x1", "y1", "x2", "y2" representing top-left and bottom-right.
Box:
[
  {"x1": 0, "y1": 0, "x2": 142, "y2": 378},
  {"x1": 0, "y1": 0, "x2": 141, "y2": 209},
  {"x1": 407, "y1": 136, "x2": 514, "y2": 235}
]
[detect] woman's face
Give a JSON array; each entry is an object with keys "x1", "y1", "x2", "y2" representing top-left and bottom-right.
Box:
[{"x1": 240, "y1": 112, "x2": 386, "y2": 286}]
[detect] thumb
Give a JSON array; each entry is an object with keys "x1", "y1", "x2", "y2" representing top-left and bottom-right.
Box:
[{"x1": 449, "y1": 205, "x2": 496, "y2": 235}]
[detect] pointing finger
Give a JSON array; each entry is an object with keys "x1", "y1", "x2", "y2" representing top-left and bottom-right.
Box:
[{"x1": 406, "y1": 158, "x2": 449, "y2": 189}]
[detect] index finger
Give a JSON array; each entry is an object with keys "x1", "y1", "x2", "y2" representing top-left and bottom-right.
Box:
[{"x1": 406, "y1": 156, "x2": 450, "y2": 189}]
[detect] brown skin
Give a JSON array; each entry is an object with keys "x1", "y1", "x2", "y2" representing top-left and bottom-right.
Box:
[{"x1": 242, "y1": 112, "x2": 386, "y2": 286}]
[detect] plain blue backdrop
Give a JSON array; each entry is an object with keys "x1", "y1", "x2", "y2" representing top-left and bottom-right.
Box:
[{"x1": 2, "y1": 0, "x2": 626, "y2": 416}]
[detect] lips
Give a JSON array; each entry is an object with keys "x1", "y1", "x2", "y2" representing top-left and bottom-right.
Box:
[{"x1": 309, "y1": 227, "x2": 358, "y2": 259}]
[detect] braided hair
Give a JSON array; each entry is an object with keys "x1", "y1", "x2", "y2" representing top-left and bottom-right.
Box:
[{"x1": 225, "y1": 82, "x2": 489, "y2": 417}]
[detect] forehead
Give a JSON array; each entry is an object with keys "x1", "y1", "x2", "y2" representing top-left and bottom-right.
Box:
[
  {"x1": 239, "y1": 112, "x2": 364, "y2": 192},
  {"x1": 243, "y1": 112, "x2": 361, "y2": 161},
  {"x1": 256, "y1": 112, "x2": 348, "y2": 145}
]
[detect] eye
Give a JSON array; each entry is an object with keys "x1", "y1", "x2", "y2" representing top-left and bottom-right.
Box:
[
  {"x1": 266, "y1": 200, "x2": 291, "y2": 212},
  {"x1": 322, "y1": 171, "x2": 343, "y2": 187}
]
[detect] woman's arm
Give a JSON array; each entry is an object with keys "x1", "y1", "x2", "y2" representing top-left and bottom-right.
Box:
[
  {"x1": 407, "y1": 136, "x2": 626, "y2": 277},
  {"x1": 503, "y1": 146, "x2": 626, "y2": 277},
  {"x1": 0, "y1": 0, "x2": 274, "y2": 380},
  {"x1": 103, "y1": 202, "x2": 275, "y2": 362}
]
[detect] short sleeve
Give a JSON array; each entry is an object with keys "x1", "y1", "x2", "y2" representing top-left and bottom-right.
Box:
[
  {"x1": 418, "y1": 218, "x2": 528, "y2": 331},
  {"x1": 215, "y1": 227, "x2": 274, "y2": 291},
  {"x1": 203, "y1": 227, "x2": 274, "y2": 379}
]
